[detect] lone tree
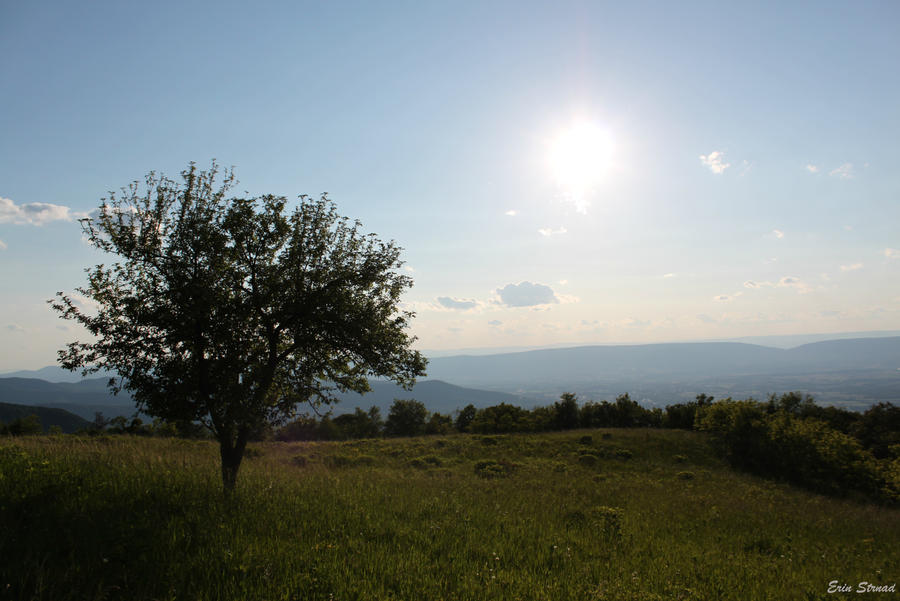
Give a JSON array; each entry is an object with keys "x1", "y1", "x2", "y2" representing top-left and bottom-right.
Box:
[{"x1": 51, "y1": 162, "x2": 427, "y2": 493}]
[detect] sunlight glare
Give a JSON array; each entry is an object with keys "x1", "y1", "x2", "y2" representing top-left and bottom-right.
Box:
[{"x1": 548, "y1": 119, "x2": 614, "y2": 213}]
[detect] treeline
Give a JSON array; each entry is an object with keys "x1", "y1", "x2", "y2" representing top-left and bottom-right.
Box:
[{"x1": 273, "y1": 393, "x2": 670, "y2": 441}]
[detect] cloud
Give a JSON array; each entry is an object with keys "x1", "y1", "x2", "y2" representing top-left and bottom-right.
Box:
[
  {"x1": 663, "y1": 273, "x2": 677, "y2": 279},
  {"x1": 6, "y1": 324, "x2": 25, "y2": 333},
  {"x1": 884, "y1": 248, "x2": 900, "y2": 259},
  {"x1": 713, "y1": 294, "x2": 733, "y2": 302},
  {"x1": 829, "y1": 163, "x2": 854, "y2": 179},
  {"x1": 436, "y1": 296, "x2": 479, "y2": 311},
  {"x1": 771, "y1": 229, "x2": 784, "y2": 239},
  {"x1": 743, "y1": 280, "x2": 763, "y2": 289},
  {"x1": 840, "y1": 263, "x2": 863, "y2": 272},
  {"x1": 806, "y1": 164, "x2": 819, "y2": 173},
  {"x1": 538, "y1": 226, "x2": 567, "y2": 237},
  {"x1": 0, "y1": 239, "x2": 6, "y2": 250},
  {"x1": 696, "y1": 314, "x2": 717, "y2": 324},
  {"x1": 738, "y1": 160, "x2": 753, "y2": 176},
  {"x1": 488, "y1": 320, "x2": 502, "y2": 326},
  {"x1": 699, "y1": 150, "x2": 730, "y2": 174},
  {"x1": 495, "y1": 281, "x2": 559, "y2": 307},
  {"x1": 776, "y1": 276, "x2": 812, "y2": 293},
  {"x1": 403, "y1": 265, "x2": 415, "y2": 273},
  {"x1": 0, "y1": 196, "x2": 85, "y2": 225},
  {"x1": 505, "y1": 210, "x2": 518, "y2": 216}
]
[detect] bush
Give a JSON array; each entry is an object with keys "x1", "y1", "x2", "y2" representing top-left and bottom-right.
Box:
[
  {"x1": 698, "y1": 399, "x2": 894, "y2": 503},
  {"x1": 474, "y1": 460, "x2": 516, "y2": 479}
]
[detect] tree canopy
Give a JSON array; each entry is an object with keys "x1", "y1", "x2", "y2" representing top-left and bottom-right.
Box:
[{"x1": 51, "y1": 162, "x2": 427, "y2": 492}]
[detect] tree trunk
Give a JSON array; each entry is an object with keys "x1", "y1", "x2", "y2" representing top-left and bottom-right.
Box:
[{"x1": 219, "y1": 431, "x2": 248, "y2": 496}]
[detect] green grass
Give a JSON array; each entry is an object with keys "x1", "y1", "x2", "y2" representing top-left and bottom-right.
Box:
[{"x1": 1, "y1": 430, "x2": 897, "y2": 600}]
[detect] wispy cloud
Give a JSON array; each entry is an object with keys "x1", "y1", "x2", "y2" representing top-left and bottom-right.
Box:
[
  {"x1": 743, "y1": 280, "x2": 769, "y2": 289},
  {"x1": 0, "y1": 239, "x2": 6, "y2": 250},
  {"x1": 436, "y1": 296, "x2": 480, "y2": 311},
  {"x1": 0, "y1": 197, "x2": 85, "y2": 225},
  {"x1": 6, "y1": 324, "x2": 25, "y2": 333},
  {"x1": 771, "y1": 229, "x2": 785, "y2": 239},
  {"x1": 699, "y1": 150, "x2": 730, "y2": 174},
  {"x1": 829, "y1": 163, "x2": 854, "y2": 179},
  {"x1": 663, "y1": 273, "x2": 677, "y2": 279},
  {"x1": 884, "y1": 248, "x2": 900, "y2": 259},
  {"x1": 713, "y1": 294, "x2": 733, "y2": 302},
  {"x1": 805, "y1": 164, "x2": 819, "y2": 173},
  {"x1": 840, "y1": 263, "x2": 863, "y2": 272},
  {"x1": 505, "y1": 209, "x2": 518, "y2": 216},
  {"x1": 538, "y1": 226, "x2": 567, "y2": 237},
  {"x1": 488, "y1": 320, "x2": 502, "y2": 326}
]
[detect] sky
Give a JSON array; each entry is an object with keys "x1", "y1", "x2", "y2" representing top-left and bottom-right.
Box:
[{"x1": 1, "y1": 1, "x2": 899, "y2": 370}]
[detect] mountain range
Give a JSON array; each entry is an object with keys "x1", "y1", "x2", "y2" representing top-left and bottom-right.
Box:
[{"x1": 1, "y1": 337, "x2": 898, "y2": 426}]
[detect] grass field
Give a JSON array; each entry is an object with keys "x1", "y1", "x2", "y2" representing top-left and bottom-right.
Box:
[{"x1": 1, "y1": 430, "x2": 897, "y2": 600}]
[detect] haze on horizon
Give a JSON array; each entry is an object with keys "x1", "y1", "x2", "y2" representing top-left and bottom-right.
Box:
[{"x1": 1, "y1": 2, "x2": 898, "y2": 371}]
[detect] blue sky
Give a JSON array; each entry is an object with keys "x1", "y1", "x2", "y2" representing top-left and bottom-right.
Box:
[{"x1": 1, "y1": 1, "x2": 899, "y2": 370}]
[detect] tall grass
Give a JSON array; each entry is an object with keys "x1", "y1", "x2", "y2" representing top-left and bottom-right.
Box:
[{"x1": 1, "y1": 430, "x2": 896, "y2": 600}]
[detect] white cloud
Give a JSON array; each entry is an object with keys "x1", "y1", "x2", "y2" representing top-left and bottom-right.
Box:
[
  {"x1": 806, "y1": 164, "x2": 819, "y2": 173},
  {"x1": 713, "y1": 294, "x2": 733, "y2": 302},
  {"x1": 538, "y1": 226, "x2": 567, "y2": 237},
  {"x1": 699, "y1": 150, "x2": 730, "y2": 174},
  {"x1": 829, "y1": 163, "x2": 854, "y2": 179},
  {"x1": 505, "y1": 210, "x2": 518, "y2": 216},
  {"x1": 488, "y1": 320, "x2": 502, "y2": 326},
  {"x1": 494, "y1": 281, "x2": 559, "y2": 307},
  {"x1": 840, "y1": 263, "x2": 863, "y2": 272},
  {"x1": 776, "y1": 276, "x2": 812, "y2": 293},
  {"x1": 0, "y1": 239, "x2": 6, "y2": 250},
  {"x1": 663, "y1": 273, "x2": 677, "y2": 279},
  {"x1": 6, "y1": 324, "x2": 25, "y2": 333},
  {"x1": 884, "y1": 248, "x2": 900, "y2": 259},
  {"x1": 403, "y1": 265, "x2": 415, "y2": 273},
  {"x1": 738, "y1": 160, "x2": 753, "y2": 176},
  {"x1": 0, "y1": 196, "x2": 85, "y2": 225},
  {"x1": 436, "y1": 296, "x2": 480, "y2": 311},
  {"x1": 771, "y1": 229, "x2": 784, "y2": 239},
  {"x1": 558, "y1": 279, "x2": 568, "y2": 285}
]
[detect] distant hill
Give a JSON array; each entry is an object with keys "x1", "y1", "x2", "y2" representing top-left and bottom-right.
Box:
[
  {"x1": 3, "y1": 336, "x2": 897, "y2": 415},
  {"x1": 331, "y1": 379, "x2": 524, "y2": 415},
  {"x1": 0, "y1": 376, "x2": 522, "y2": 420},
  {"x1": 0, "y1": 366, "x2": 112, "y2": 383},
  {"x1": 426, "y1": 338, "x2": 900, "y2": 386},
  {"x1": 0, "y1": 377, "x2": 137, "y2": 420},
  {"x1": 0, "y1": 402, "x2": 90, "y2": 433},
  {"x1": 425, "y1": 337, "x2": 900, "y2": 407}
]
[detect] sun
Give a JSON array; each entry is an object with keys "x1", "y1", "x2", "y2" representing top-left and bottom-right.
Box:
[{"x1": 547, "y1": 119, "x2": 615, "y2": 213}]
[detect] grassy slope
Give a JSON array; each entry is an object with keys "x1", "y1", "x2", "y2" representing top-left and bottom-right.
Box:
[{"x1": 0, "y1": 430, "x2": 896, "y2": 601}]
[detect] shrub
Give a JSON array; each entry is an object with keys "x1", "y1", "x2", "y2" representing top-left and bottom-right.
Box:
[
  {"x1": 474, "y1": 460, "x2": 516, "y2": 479},
  {"x1": 591, "y1": 506, "x2": 624, "y2": 538}
]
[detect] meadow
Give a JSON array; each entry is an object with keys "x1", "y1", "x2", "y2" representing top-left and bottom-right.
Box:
[{"x1": 1, "y1": 429, "x2": 897, "y2": 600}]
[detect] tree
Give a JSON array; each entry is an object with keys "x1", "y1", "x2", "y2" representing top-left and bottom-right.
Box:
[
  {"x1": 384, "y1": 399, "x2": 428, "y2": 437},
  {"x1": 51, "y1": 162, "x2": 426, "y2": 493}
]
